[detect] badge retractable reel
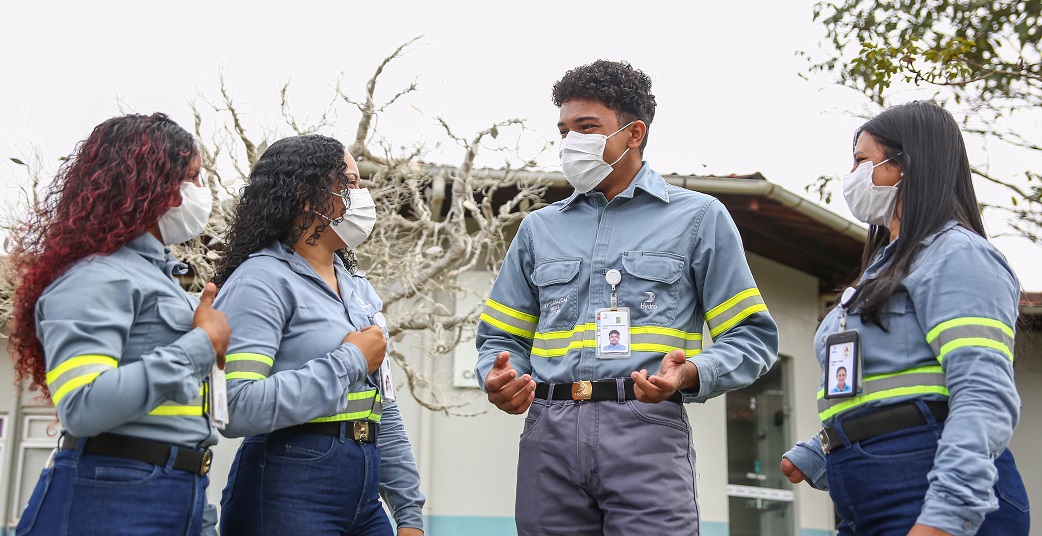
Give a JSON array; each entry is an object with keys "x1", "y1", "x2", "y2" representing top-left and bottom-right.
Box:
[
  {"x1": 596, "y1": 269, "x2": 632, "y2": 359},
  {"x1": 823, "y1": 287, "x2": 862, "y2": 399}
]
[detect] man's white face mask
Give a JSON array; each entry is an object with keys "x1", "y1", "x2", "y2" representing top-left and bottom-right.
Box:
[
  {"x1": 558, "y1": 121, "x2": 635, "y2": 193},
  {"x1": 842, "y1": 154, "x2": 902, "y2": 227}
]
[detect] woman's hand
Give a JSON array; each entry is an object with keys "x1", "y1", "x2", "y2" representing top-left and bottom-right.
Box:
[
  {"x1": 780, "y1": 457, "x2": 806, "y2": 484},
  {"x1": 344, "y1": 325, "x2": 387, "y2": 373}
]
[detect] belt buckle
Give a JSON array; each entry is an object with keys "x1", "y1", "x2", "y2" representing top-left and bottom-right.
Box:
[
  {"x1": 353, "y1": 421, "x2": 370, "y2": 442},
  {"x1": 571, "y1": 381, "x2": 592, "y2": 401},
  {"x1": 199, "y1": 450, "x2": 213, "y2": 476},
  {"x1": 817, "y1": 428, "x2": 832, "y2": 456}
]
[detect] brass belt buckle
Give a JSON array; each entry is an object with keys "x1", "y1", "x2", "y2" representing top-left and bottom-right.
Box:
[
  {"x1": 817, "y1": 428, "x2": 832, "y2": 456},
  {"x1": 571, "y1": 381, "x2": 592, "y2": 401},
  {"x1": 353, "y1": 421, "x2": 370, "y2": 442},
  {"x1": 199, "y1": 450, "x2": 213, "y2": 476}
]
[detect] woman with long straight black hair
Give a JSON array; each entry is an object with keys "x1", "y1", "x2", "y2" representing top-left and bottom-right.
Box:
[{"x1": 781, "y1": 101, "x2": 1029, "y2": 535}]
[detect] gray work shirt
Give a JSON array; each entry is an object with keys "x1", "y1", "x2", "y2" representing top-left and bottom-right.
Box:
[
  {"x1": 215, "y1": 241, "x2": 425, "y2": 529},
  {"x1": 37, "y1": 232, "x2": 217, "y2": 448}
]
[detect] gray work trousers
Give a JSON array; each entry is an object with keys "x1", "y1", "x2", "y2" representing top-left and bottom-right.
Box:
[{"x1": 515, "y1": 386, "x2": 700, "y2": 536}]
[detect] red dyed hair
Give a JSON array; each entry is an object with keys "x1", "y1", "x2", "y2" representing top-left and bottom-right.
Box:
[{"x1": 8, "y1": 113, "x2": 198, "y2": 399}]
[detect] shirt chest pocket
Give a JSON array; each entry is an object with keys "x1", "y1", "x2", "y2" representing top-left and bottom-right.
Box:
[
  {"x1": 531, "y1": 257, "x2": 581, "y2": 332},
  {"x1": 621, "y1": 251, "x2": 684, "y2": 326},
  {"x1": 142, "y1": 297, "x2": 196, "y2": 352}
]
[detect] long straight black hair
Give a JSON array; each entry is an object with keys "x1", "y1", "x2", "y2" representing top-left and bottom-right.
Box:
[{"x1": 850, "y1": 101, "x2": 986, "y2": 327}]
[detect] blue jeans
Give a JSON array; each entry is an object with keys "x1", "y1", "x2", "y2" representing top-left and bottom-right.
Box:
[
  {"x1": 220, "y1": 424, "x2": 391, "y2": 535},
  {"x1": 826, "y1": 401, "x2": 1030, "y2": 535},
  {"x1": 16, "y1": 439, "x2": 208, "y2": 535}
]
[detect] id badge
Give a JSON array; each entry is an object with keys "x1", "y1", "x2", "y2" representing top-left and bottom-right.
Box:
[
  {"x1": 596, "y1": 307, "x2": 631, "y2": 359},
  {"x1": 823, "y1": 330, "x2": 860, "y2": 399},
  {"x1": 372, "y1": 312, "x2": 396, "y2": 401},
  {"x1": 209, "y1": 365, "x2": 230, "y2": 430}
]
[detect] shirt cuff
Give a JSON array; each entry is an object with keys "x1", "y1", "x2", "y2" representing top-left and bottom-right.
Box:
[
  {"x1": 784, "y1": 440, "x2": 829, "y2": 491},
  {"x1": 394, "y1": 506, "x2": 424, "y2": 531},
  {"x1": 179, "y1": 327, "x2": 217, "y2": 381},
  {"x1": 917, "y1": 497, "x2": 984, "y2": 536},
  {"x1": 680, "y1": 355, "x2": 718, "y2": 403}
]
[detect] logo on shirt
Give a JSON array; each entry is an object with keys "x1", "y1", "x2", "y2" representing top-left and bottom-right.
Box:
[
  {"x1": 640, "y1": 291, "x2": 658, "y2": 311},
  {"x1": 544, "y1": 297, "x2": 568, "y2": 316}
]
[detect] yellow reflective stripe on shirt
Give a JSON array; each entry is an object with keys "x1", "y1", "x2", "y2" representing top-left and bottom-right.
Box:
[
  {"x1": 531, "y1": 324, "x2": 702, "y2": 358},
  {"x1": 925, "y1": 317, "x2": 1015, "y2": 363},
  {"x1": 149, "y1": 388, "x2": 205, "y2": 417},
  {"x1": 225, "y1": 353, "x2": 275, "y2": 380},
  {"x1": 816, "y1": 365, "x2": 948, "y2": 421},
  {"x1": 704, "y1": 288, "x2": 768, "y2": 338},
  {"x1": 480, "y1": 298, "x2": 537, "y2": 339},
  {"x1": 46, "y1": 355, "x2": 119, "y2": 405},
  {"x1": 310, "y1": 390, "x2": 382, "y2": 423}
]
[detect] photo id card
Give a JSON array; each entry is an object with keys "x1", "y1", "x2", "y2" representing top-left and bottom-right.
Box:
[
  {"x1": 824, "y1": 330, "x2": 860, "y2": 399},
  {"x1": 596, "y1": 307, "x2": 631, "y2": 359},
  {"x1": 209, "y1": 365, "x2": 229, "y2": 430}
]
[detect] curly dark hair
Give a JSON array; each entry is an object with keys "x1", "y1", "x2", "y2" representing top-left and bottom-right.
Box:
[
  {"x1": 214, "y1": 134, "x2": 356, "y2": 285},
  {"x1": 551, "y1": 60, "x2": 657, "y2": 153},
  {"x1": 9, "y1": 113, "x2": 197, "y2": 398}
]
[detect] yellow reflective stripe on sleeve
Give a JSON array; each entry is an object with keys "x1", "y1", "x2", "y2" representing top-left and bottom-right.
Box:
[
  {"x1": 925, "y1": 317, "x2": 1015, "y2": 364},
  {"x1": 938, "y1": 338, "x2": 1014, "y2": 363},
  {"x1": 225, "y1": 353, "x2": 275, "y2": 366},
  {"x1": 925, "y1": 317, "x2": 1013, "y2": 342},
  {"x1": 225, "y1": 353, "x2": 275, "y2": 379},
  {"x1": 47, "y1": 355, "x2": 119, "y2": 406},
  {"x1": 486, "y1": 299, "x2": 539, "y2": 324},
  {"x1": 226, "y1": 371, "x2": 268, "y2": 381},
  {"x1": 480, "y1": 299, "x2": 538, "y2": 339},
  {"x1": 479, "y1": 313, "x2": 536, "y2": 339},
  {"x1": 704, "y1": 288, "x2": 767, "y2": 338},
  {"x1": 51, "y1": 373, "x2": 103, "y2": 405},
  {"x1": 46, "y1": 355, "x2": 118, "y2": 385}
]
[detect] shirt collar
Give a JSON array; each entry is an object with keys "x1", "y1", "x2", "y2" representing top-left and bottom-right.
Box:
[
  {"x1": 559, "y1": 162, "x2": 669, "y2": 210},
  {"x1": 127, "y1": 232, "x2": 187, "y2": 276},
  {"x1": 250, "y1": 240, "x2": 348, "y2": 275},
  {"x1": 919, "y1": 219, "x2": 960, "y2": 247}
]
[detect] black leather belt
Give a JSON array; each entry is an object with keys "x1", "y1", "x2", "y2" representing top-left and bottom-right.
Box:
[
  {"x1": 61, "y1": 432, "x2": 212, "y2": 476},
  {"x1": 819, "y1": 401, "x2": 949, "y2": 455},
  {"x1": 535, "y1": 379, "x2": 683, "y2": 403},
  {"x1": 286, "y1": 421, "x2": 377, "y2": 443}
]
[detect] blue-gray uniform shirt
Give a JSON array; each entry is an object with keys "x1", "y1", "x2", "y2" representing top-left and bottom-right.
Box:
[
  {"x1": 475, "y1": 162, "x2": 779, "y2": 401},
  {"x1": 784, "y1": 221, "x2": 1021, "y2": 536},
  {"x1": 214, "y1": 241, "x2": 425, "y2": 530},
  {"x1": 37, "y1": 232, "x2": 217, "y2": 447}
]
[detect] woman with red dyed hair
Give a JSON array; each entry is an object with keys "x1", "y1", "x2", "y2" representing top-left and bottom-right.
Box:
[{"x1": 9, "y1": 113, "x2": 230, "y2": 535}]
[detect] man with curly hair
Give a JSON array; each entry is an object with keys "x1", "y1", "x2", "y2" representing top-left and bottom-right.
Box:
[{"x1": 475, "y1": 60, "x2": 779, "y2": 534}]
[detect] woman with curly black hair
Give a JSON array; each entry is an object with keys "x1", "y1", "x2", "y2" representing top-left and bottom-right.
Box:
[
  {"x1": 10, "y1": 113, "x2": 229, "y2": 535},
  {"x1": 213, "y1": 134, "x2": 425, "y2": 535}
]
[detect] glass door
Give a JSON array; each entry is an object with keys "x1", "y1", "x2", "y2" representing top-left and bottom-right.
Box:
[{"x1": 726, "y1": 360, "x2": 793, "y2": 536}]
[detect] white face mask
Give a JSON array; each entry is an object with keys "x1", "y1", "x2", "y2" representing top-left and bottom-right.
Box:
[
  {"x1": 842, "y1": 155, "x2": 901, "y2": 227},
  {"x1": 158, "y1": 182, "x2": 212, "y2": 245},
  {"x1": 558, "y1": 121, "x2": 635, "y2": 193},
  {"x1": 322, "y1": 188, "x2": 377, "y2": 250}
]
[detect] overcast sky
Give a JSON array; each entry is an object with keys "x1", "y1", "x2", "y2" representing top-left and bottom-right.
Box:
[{"x1": 1, "y1": 0, "x2": 1039, "y2": 290}]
